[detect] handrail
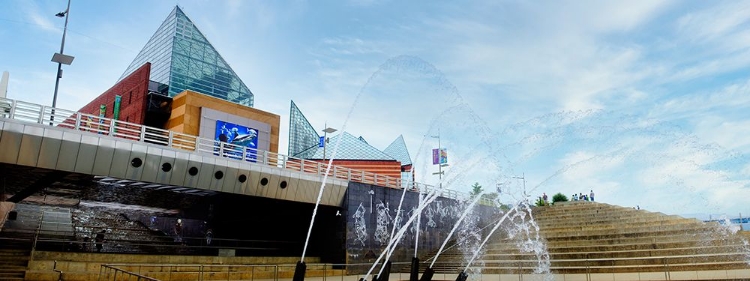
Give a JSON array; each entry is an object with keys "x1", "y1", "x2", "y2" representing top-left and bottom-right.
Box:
[
  {"x1": 0, "y1": 97, "x2": 493, "y2": 206},
  {"x1": 30, "y1": 207, "x2": 46, "y2": 259}
]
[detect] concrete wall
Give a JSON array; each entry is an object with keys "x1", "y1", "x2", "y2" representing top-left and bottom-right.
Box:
[
  {"x1": 27, "y1": 251, "x2": 320, "y2": 281},
  {"x1": 0, "y1": 201, "x2": 14, "y2": 228}
]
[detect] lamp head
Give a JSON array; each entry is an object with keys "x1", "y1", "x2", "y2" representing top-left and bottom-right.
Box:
[{"x1": 55, "y1": 11, "x2": 67, "y2": 17}]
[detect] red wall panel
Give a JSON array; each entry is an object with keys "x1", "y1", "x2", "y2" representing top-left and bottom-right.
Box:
[{"x1": 77, "y1": 63, "x2": 151, "y2": 125}]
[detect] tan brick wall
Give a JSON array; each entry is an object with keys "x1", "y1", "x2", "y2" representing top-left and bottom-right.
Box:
[{"x1": 166, "y1": 90, "x2": 281, "y2": 153}]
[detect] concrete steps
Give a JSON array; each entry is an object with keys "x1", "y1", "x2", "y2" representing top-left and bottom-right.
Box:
[
  {"x1": 421, "y1": 201, "x2": 750, "y2": 275},
  {"x1": 0, "y1": 247, "x2": 29, "y2": 280}
]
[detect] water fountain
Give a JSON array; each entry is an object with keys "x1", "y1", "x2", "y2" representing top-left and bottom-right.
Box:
[
  {"x1": 296, "y1": 52, "x2": 750, "y2": 281},
  {"x1": 419, "y1": 192, "x2": 485, "y2": 281},
  {"x1": 291, "y1": 55, "x2": 556, "y2": 281}
]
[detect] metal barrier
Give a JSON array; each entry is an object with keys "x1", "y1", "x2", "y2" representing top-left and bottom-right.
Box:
[
  {"x1": 98, "y1": 262, "x2": 418, "y2": 281},
  {"x1": 0, "y1": 97, "x2": 494, "y2": 206}
]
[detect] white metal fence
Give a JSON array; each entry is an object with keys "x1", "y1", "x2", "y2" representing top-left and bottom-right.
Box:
[{"x1": 0, "y1": 97, "x2": 487, "y2": 204}]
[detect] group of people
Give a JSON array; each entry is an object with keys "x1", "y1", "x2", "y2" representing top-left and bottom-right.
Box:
[
  {"x1": 572, "y1": 190, "x2": 595, "y2": 201},
  {"x1": 539, "y1": 189, "x2": 596, "y2": 206},
  {"x1": 174, "y1": 219, "x2": 214, "y2": 246}
]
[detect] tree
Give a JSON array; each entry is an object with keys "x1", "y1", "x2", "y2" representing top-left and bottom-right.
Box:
[
  {"x1": 470, "y1": 182, "x2": 483, "y2": 196},
  {"x1": 552, "y1": 193, "x2": 568, "y2": 203},
  {"x1": 481, "y1": 192, "x2": 498, "y2": 201},
  {"x1": 479, "y1": 192, "x2": 500, "y2": 207},
  {"x1": 534, "y1": 196, "x2": 545, "y2": 207}
]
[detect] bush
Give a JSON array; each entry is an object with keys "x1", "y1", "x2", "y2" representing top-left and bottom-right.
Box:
[
  {"x1": 552, "y1": 193, "x2": 568, "y2": 203},
  {"x1": 535, "y1": 197, "x2": 545, "y2": 206}
]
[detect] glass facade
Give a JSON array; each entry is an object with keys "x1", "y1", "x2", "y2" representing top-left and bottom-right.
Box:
[
  {"x1": 119, "y1": 6, "x2": 254, "y2": 107},
  {"x1": 288, "y1": 101, "x2": 320, "y2": 158},
  {"x1": 384, "y1": 135, "x2": 414, "y2": 188}
]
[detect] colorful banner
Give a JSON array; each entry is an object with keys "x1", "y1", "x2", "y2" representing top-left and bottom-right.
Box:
[
  {"x1": 113, "y1": 95, "x2": 121, "y2": 120},
  {"x1": 215, "y1": 120, "x2": 258, "y2": 162},
  {"x1": 319, "y1": 136, "x2": 325, "y2": 147},
  {"x1": 98, "y1": 105, "x2": 106, "y2": 134},
  {"x1": 432, "y1": 148, "x2": 447, "y2": 165},
  {"x1": 113, "y1": 95, "x2": 121, "y2": 133}
]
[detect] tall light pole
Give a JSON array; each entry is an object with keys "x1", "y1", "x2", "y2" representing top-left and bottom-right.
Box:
[
  {"x1": 322, "y1": 125, "x2": 337, "y2": 161},
  {"x1": 50, "y1": 0, "x2": 75, "y2": 124}
]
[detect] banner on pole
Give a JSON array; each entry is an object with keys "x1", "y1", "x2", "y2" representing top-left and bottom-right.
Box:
[
  {"x1": 98, "y1": 105, "x2": 106, "y2": 134},
  {"x1": 432, "y1": 148, "x2": 447, "y2": 165},
  {"x1": 113, "y1": 95, "x2": 121, "y2": 133}
]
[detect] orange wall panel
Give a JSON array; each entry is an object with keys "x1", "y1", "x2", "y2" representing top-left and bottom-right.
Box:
[{"x1": 166, "y1": 90, "x2": 281, "y2": 153}]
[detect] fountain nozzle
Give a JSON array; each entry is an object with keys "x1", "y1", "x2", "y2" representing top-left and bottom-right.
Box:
[
  {"x1": 409, "y1": 257, "x2": 420, "y2": 281},
  {"x1": 375, "y1": 261, "x2": 392, "y2": 281},
  {"x1": 455, "y1": 271, "x2": 468, "y2": 281},
  {"x1": 292, "y1": 261, "x2": 306, "y2": 281},
  {"x1": 419, "y1": 267, "x2": 435, "y2": 281}
]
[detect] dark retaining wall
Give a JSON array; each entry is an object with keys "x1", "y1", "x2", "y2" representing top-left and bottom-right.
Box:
[{"x1": 344, "y1": 182, "x2": 500, "y2": 266}]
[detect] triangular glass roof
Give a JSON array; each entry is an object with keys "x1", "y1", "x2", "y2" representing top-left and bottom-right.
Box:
[
  {"x1": 119, "y1": 6, "x2": 254, "y2": 107},
  {"x1": 383, "y1": 135, "x2": 412, "y2": 166},
  {"x1": 311, "y1": 132, "x2": 397, "y2": 161},
  {"x1": 288, "y1": 101, "x2": 411, "y2": 162},
  {"x1": 288, "y1": 100, "x2": 320, "y2": 158}
]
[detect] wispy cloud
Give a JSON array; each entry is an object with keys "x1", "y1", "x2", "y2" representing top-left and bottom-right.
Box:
[
  {"x1": 3, "y1": 0, "x2": 750, "y2": 217},
  {"x1": 24, "y1": 2, "x2": 58, "y2": 33}
]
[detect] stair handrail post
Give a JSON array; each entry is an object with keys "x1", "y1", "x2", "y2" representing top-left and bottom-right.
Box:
[{"x1": 31, "y1": 209, "x2": 46, "y2": 261}]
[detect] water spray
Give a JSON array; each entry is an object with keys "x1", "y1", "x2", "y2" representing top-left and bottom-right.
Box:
[
  {"x1": 363, "y1": 183, "x2": 446, "y2": 281},
  {"x1": 410, "y1": 191, "x2": 423, "y2": 281},
  {"x1": 419, "y1": 191, "x2": 485, "y2": 281},
  {"x1": 455, "y1": 205, "x2": 520, "y2": 280}
]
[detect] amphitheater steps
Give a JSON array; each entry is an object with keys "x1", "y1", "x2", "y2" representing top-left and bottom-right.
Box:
[{"x1": 460, "y1": 201, "x2": 750, "y2": 275}]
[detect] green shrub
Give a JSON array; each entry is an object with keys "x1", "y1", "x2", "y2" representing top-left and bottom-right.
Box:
[{"x1": 552, "y1": 193, "x2": 568, "y2": 203}]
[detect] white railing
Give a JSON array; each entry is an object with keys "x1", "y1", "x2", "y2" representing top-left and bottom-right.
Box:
[{"x1": 0, "y1": 97, "x2": 490, "y2": 205}]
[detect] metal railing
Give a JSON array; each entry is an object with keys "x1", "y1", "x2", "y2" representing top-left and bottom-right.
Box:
[
  {"x1": 0, "y1": 97, "x2": 492, "y2": 205},
  {"x1": 98, "y1": 262, "x2": 420, "y2": 281}
]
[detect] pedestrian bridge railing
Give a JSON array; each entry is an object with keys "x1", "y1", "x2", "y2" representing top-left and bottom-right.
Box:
[{"x1": 0, "y1": 97, "x2": 486, "y2": 204}]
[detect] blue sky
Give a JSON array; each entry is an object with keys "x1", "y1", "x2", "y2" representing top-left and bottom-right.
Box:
[{"x1": 1, "y1": 0, "x2": 750, "y2": 217}]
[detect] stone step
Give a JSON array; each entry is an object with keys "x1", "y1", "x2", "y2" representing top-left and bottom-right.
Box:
[
  {"x1": 494, "y1": 245, "x2": 747, "y2": 259},
  {"x1": 539, "y1": 225, "x2": 724, "y2": 239},
  {"x1": 533, "y1": 213, "x2": 697, "y2": 226},
  {"x1": 539, "y1": 224, "x2": 720, "y2": 237},
  {"x1": 535, "y1": 217, "x2": 703, "y2": 230},
  {"x1": 464, "y1": 202, "x2": 750, "y2": 275}
]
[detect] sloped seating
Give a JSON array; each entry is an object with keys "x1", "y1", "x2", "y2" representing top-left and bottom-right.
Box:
[{"x1": 423, "y1": 201, "x2": 750, "y2": 276}]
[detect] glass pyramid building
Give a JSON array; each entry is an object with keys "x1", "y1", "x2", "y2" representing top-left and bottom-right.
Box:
[
  {"x1": 288, "y1": 100, "x2": 320, "y2": 159},
  {"x1": 288, "y1": 100, "x2": 414, "y2": 187},
  {"x1": 119, "y1": 6, "x2": 254, "y2": 107}
]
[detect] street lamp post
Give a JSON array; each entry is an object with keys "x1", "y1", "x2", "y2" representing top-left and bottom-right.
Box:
[
  {"x1": 322, "y1": 125, "x2": 337, "y2": 161},
  {"x1": 50, "y1": 0, "x2": 75, "y2": 124}
]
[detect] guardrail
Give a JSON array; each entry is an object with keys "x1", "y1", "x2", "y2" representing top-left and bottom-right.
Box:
[
  {"x1": 98, "y1": 262, "x2": 418, "y2": 281},
  {"x1": 0, "y1": 97, "x2": 490, "y2": 205}
]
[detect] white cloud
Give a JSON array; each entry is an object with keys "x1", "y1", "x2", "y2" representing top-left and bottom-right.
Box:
[
  {"x1": 25, "y1": 3, "x2": 58, "y2": 33},
  {"x1": 676, "y1": 1, "x2": 750, "y2": 42}
]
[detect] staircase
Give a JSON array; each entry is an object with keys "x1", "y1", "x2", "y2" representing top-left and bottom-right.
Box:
[
  {"x1": 422, "y1": 201, "x2": 750, "y2": 275},
  {"x1": 0, "y1": 203, "x2": 74, "y2": 280},
  {"x1": 0, "y1": 233, "x2": 31, "y2": 281}
]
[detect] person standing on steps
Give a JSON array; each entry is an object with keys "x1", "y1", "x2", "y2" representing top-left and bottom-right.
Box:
[
  {"x1": 174, "y1": 219, "x2": 183, "y2": 244},
  {"x1": 95, "y1": 229, "x2": 105, "y2": 252},
  {"x1": 590, "y1": 190, "x2": 595, "y2": 201},
  {"x1": 205, "y1": 228, "x2": 213, "y2": 246}
]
